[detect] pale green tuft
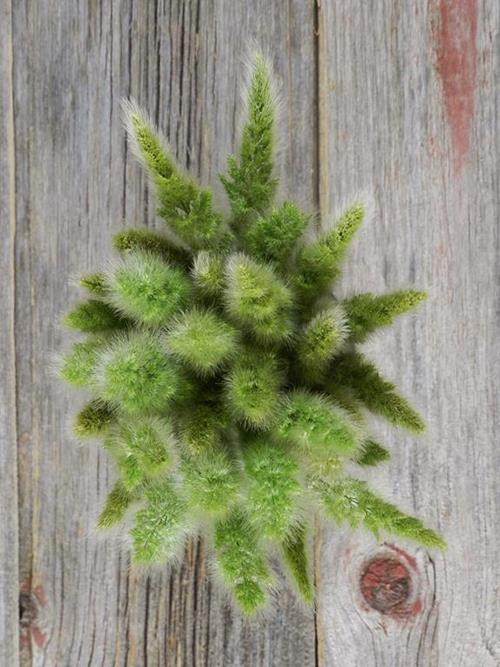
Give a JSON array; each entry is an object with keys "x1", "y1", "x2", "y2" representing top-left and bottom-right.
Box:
[
  {"x1": 214, "y1": 508, "x2": 272, "y2": 614},
  {"x1": 65, "y1": 299, "x2": 127, "y2": 333},
  {"x1": 105, "y1": 251, "x2": 191, "y2": 326},
  {"x1": 277, "y1": 391, "x2": 362, "y2": 456},
  {"x1": 294, "y1": 202, "x2": 366, "y2": 299},
  {"x1": 191, "y1": 251, "x2": 226, "y2": 299},
  {"x1": 225, "y1": 253, "x2": 293, "y2": 342},
  {"x1": 344, "y1": 290, "x2": 427, "y2": 342},
  {"x1": 96, "y1": 331, "x2": 180, "y2": 415},
  {"x1": 60, "y1": 337, "x2": 103, "y2": 386},
  {"x1": 243, "y1": 434, "x2": 300, "y2": 539},
  {"x1": 319, "y1": 478, "x2": 446, "y2": 549},
  {"x1": 166, "y1": 308, "x2": 239, "y2": 375},
  {"x1": 220, "y1": 53, "x2": 277, "y2": 226},
  {"x1": 108, "y1": 416, "x2": 175, "y2": 490},
  {"x1": 226, "y1": 350, "x2": 283, "y2": 429},
  {"x1": 131, "y1": 481, "x2": 188, "y2": 563},
  {"x1": 296, "y1": 305, "x2": 348, "y2": 383}
]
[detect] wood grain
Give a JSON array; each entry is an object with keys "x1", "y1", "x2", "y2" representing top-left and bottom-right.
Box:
[
  {"x1": 0, "y1": 0, "x2": 20, "y2": 664},
  {"x1": 2, "y1": 0, "x2": 499, "y2": 665},
  {"x1": 315, "y1": 1, "x2": 500, "y2": 665},
  {"x1": 6, "y1": 1, "x2": 317, "y2": 665}
]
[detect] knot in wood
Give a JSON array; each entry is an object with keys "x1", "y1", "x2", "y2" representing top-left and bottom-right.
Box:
[
  {"x1": 19, "y1": 591, "x2": 38, "y2": 628},
  {"x1": 360, "y1": 557, "x2": 411, "y2": 613}
]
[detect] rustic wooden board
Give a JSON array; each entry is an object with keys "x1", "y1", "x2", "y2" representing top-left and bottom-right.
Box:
[
  {"x1": 3, "y1": 0, "x2": 499, "y2": 665},
  {"x1": 0, "y1": 1, "x2": 20, "y2": 665},
  {"x1": 6, "y1": 1, "x2": 317, "y2": 665},
  {"x1": 315, "y1": 1, "x2": 500, "y2": 665}
]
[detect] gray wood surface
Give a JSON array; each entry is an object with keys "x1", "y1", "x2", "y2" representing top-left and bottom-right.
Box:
[
  {"x1": 1, "y1": 1, "x2": 20, "y2": 666},
  {"x1": 1, "y1": 1, "x2": 498, "y2": 666},
  {"x1": 4, "y1": 1, "x2": 317, "y2": 665},
  {"x1": 315, "y1": 1, "x2": 500, "y2": 665}
]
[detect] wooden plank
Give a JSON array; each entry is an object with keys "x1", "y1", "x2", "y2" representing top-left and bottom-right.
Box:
[
  {"x1": 315, "y1": 1, "x2": 500, "y2": 665},
  {"x1": 0, "y1": 0, "x2": 20, "y2": 664},
  {"x1": 12, "y1": 1, "x2": 318, "y2": 664}
]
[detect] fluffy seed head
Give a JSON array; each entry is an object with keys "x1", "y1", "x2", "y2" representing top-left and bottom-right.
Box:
[
  {"x1": 225, "y1": 349, "x2": 284, "y2": 429},
  {"x1": 192, "y1": 251, "x2": 226, "y2": 298},
  {"x1": 277, "y1": 391, "x2": 362, "y2": 456},
  {"x1": 110, "y1": 416, "x2": 175, "y2": 488},
  {"x1": 225, "y1": 253, "x2": 293, "y2": 342},
  {"x1": 95, "y1": 331, "x2": 180, "y2": 414},
  {"x1": 242, "y1": 434, "x2": 301, "y2": 539},
  {"x1": 106, "y1": 251, "x2": 191, "y2": 326},
  {"x1": 60, "y1": 337, "x2": 103, "y2": 386},
  {"x1": 297, "y1": 304, "x2": 349, "y2": 382},
  {"x1": 166, "y1": 308, "x2": 239, "y2": 375}
]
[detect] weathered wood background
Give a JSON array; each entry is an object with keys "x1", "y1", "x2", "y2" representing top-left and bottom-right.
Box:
[{"x1": 1, "y1": 1, "x2": 499, "y2": 665}]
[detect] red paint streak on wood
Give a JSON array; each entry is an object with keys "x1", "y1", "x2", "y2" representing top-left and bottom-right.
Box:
[
  {"x1": 30, "y1": 625, "x2": 48, "y2": 649},
  {"x1": 19, "y1": 579, "x2": 48, "y2": 650},
  {"x1": 33, "y1": 584, "x2": 47, "y2": 606},
  {"x1": 434, "y1": 0, "x2": 478, "y2": 173}
]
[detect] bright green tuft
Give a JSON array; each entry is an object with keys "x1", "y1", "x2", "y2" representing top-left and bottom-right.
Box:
[
  {"x1": 130, "y1": 481, "x2": 188, "y2": 562},
  {"x1": 277, "y1": 391, "x2": 361, "y2": 456},
  {"x1": 65, "y1": 299, "x2": 127, "y2": 332},
  {"x1": 74, "y1": 399, "x2": 114, "y2": 438},
  {"x1": 226, "y1": 350, "x2": 283, "y2": 429},
  {"x1": 60, "y1": 337, "x2": 103, "y2": 386},
  {"x1": 124, "y1": 102, "x2": 230, "y2": 251},
  {"x1": 297, "y1": 305, "x2": 348, "y2": 383},
  {"x1": 214, "y1": 508, "x2": 272, "y2": 614},
  {"x1": 319, "y1": 478, "x2": 445, "y2": 549},
  {"x1": 166, "y1": 308, "x2": 239, "y2": 375},
  {"x1": 124, "y1": 102, "x2": 174, "y2": 178},
  {"x1": 106, "y1": 251, "x2": 191, "y2": 326},
  {"x1": 113, "y1": 228, "x2": 190, "y2": 266},
  {"x1": 80, "y1": 273, "x2": 107, "y2": 296},
  {"x1": 242, "y1": 434, "x2": 300, "y2": 539},
  {"x1": 97, "y1": 481, "x2": 133, "y2": 529},
  {"x1": 244, "y1": 202, "x2": 309, "y2": 266},
  {"x1": 220, "y1": 54, "x2": 277, "y2": 226},
  {"x1": 294, "y1": 202, "x2": 366, "y2": 299},
  {"x1": 344, "y1": 290, "x2": 427, "y2": 342},
  {"x1": 96, "y1": 331, "x2": 180, "y2": 415},
  {"x1": 328, "y1": 351, "x2": 426, "y2": 433},
  {"x1": 225, "y1": 253, "x2": 293, "y2": 342},
  {"x1": 156, "y1": 176, "x2": 231, "y2": 251}
]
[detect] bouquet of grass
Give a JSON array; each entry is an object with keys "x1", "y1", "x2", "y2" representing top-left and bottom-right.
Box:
[{"x1": 61, "y1": 54, "x2": 444, "y2": 614}]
